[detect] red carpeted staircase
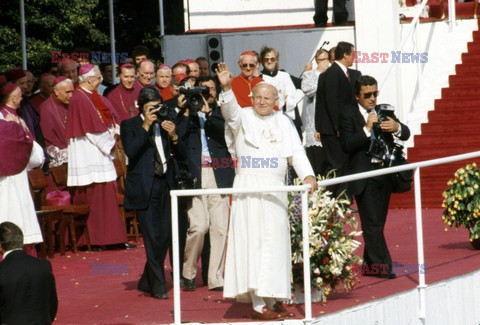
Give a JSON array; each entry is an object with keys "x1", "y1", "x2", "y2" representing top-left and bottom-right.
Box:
[{"x1": 391, "y1": 19, "x2": 480, "y2": 208}]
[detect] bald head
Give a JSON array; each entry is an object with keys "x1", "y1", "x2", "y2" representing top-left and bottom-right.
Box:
[
  {"x1": 251, "y1": 83, "x2": 279, "y2": 116},
  {"x1": 58, "y1": 60, "x2": 78, "y2": 82},
  {"x1": 137, "y1": 60, "x2": 155, "y2": 86}
]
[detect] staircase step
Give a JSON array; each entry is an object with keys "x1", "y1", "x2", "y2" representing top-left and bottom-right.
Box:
[
  {"x1": 460, "y1": 53, "x2": 480, "y2": 65},
  {"x1": 455, "y1": 64, "x2": 480, "y2": 74},
  {"x1": 421, "y1": 123, "x2": 480, "y2": 134},
  {"x1": 441, "y1": 87, "x2": 480, "y2": 98},
  {"x1": 408, "y1": 147, "x2": 479, "y2": 162},
  {"x1": 467, "y1": 42, "x2": 480, "y2": 53},
  {"x1": 427, "y1": 109, "x2": 480, "y2": 121},
  {"x1": 413, "y1": 136, "x2": 480, "y2": 147},
  {"x1": 449, "y1": 75, "x2": 480, "y2": 87},
  {"x1": 473, "y1": 30, "x2": 480, "y2": 41},
  {"x1": 434, "y1": 98, "x2": 480, "y2": 109}
]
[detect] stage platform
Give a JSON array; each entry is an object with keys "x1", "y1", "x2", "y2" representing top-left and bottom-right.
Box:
[{"x1": 52, "y1": 208, "x2": 480, "y2": 324}]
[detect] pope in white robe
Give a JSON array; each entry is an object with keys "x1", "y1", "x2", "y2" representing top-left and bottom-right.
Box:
[{"x1": 216, "y1": 63, "x2": 317, "y2": 320}]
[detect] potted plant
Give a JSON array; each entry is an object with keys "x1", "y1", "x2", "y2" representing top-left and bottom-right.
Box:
[
  {"x1": 288, "y1": 178, "x2": 362, "y2": 304},
  {"x1": 441, "y1": 162, "x2": 480, "y2": 249}
]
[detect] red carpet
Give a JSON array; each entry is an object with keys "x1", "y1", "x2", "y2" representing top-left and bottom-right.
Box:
[
  {"x1": 52, "y1": 208, "x2": 480, "y2": 324},
  {"x1": 391, "y1": 18, "x2": 480, "y2": 209}
]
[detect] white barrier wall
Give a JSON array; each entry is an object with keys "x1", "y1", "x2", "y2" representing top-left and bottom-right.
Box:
[{"x1": 183, "y1": 0, "x2": 356, "y2": 32}]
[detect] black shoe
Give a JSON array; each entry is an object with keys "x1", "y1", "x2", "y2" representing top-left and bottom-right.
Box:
[
  {"x1": 123, "y1": 242, "x2": 137, "y2": 249},
  {"x1": 184, "y1": 278, "x2": 196, "y2": 291},
  {"x1": 363, "y1": 271, "x2": 397, "y2": 279},
  {"x1": 153, "y1": 292, "x2": 168, "y2": 299},
  {"x1": 106, "y1": 242, "x2": 137, "y2": 250},
  {"x1": 209, "y1": 286, "x2": 223, "y2": 291},
  {"x1": 89, "y1": 245, "x2": 104, "y2": 252}
]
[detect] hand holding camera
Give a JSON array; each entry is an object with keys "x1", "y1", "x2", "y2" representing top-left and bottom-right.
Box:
[
  {"x1": 142, "y1": 105, "x2": 161, "y2": 131},
  {"x1": 365, "y1": 111, "x2": 378, "y2": 132},
  {"x1": 379, "y1": 117, "x2": 400, "y2": 133}
]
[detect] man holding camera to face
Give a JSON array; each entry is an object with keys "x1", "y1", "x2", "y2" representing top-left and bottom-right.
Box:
[
  {"x1": 176, "y1": 76, "x2": 235, "y2": 292},
  {"x1": 339, "y1": 75, "x2": 410, "y2": 279},
  {"x1": 121, "y1": 86, "x2": 186, "y2": 299}
]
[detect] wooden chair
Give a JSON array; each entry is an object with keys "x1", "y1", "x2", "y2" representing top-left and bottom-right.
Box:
[
  {"x1": 28, "y1": 169, "x2": 64, "y2": 258},
  {"x1": 47, "y1": 164, "x2": 92, "y2": 254},
  {"x1": 113, "y1": 158, "x2": 140, "y2": 242}
]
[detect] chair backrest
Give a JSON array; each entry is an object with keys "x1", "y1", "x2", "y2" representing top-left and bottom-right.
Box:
[
  {"x1": 28, "y1": 169, "x2": 48, "y2": 210},
  {"x1": 113, "y1": 158, "x2": 126, "y2": 194},
  {"x1": 50, "y1": 164, "x2": 68, "y2": 188}
]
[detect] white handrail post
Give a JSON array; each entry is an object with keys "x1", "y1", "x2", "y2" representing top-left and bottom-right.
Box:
[
  {"x1": 449, "y1": 0, "x2": 456, "y2": 32},
  {"x1": 413, "y1": 167, "x2": 427, "y2": 320},
  {"x1": 171, "y1": 192, "x2": 182, "y2": 325},
  {"x1": 301, "y1": 188, "x2": 312, "y2": 323},
  {"x1": 20, "y1": 0, "x2": 27, "y2": 70},
  {"x1": 108, "y1": 0, "x2": 116, "y2": 84}
]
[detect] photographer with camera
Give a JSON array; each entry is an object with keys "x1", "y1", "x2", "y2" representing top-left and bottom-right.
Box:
[
  {"x1": 176, "y1": 76, "x2": 235, "y2": 292},
  {"x1": 120, "y1": 86, "x2": 187, "y2": 299},
  {"x1": 339, "y1": 75, "x2": 410, "y2": 279}
]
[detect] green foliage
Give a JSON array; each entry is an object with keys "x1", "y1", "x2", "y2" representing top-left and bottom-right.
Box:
[
  {"x1": 0, "y1": 0, "x2": 111, "y2": 74},
  {"x1": 441, "y1": 162, "x2": 480, "y2": 241},
  {"x1": 0, "y1": 0, "x2": 181, "y2": 75}
]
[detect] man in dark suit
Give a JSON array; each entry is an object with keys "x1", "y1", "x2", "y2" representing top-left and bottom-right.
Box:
[
  {"x1": 314, "y1": 0, "x2": 348, "y2": 27},
  {"x1": 339, "y1": 75, "x2": 410, "y2": 278},
  {"x1": 176, "y1": 76, "x2": 235, "y2": 291},
  {"x1": 315, "y1": 41, "x2": 361, "y2": 198},
  {"x1": 0, "y1": 221, "x2": 58, "y2": 324},
  {"x1": 121, "y1": 86, "x2": 187, "y2": 299}
]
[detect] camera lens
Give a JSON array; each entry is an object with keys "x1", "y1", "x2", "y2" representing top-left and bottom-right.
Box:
[{"x1": 188, "y1": 94, "x2": 204, "y2": 111}]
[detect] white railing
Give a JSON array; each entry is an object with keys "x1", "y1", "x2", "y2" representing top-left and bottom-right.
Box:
[{"x1": 169, "y1": 150, "x2": 480, "y2": 324}]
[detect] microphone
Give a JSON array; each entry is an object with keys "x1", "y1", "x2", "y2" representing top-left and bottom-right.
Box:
[{"x1": 319, "y1": 40, "x2": 330, "y2": 51}]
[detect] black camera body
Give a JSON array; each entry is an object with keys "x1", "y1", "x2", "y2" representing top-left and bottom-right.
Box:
[
  {"x1": 367, "y1": 104, "x2": 404, "y2": 165},
  {"x1": 152, "y1": 103, "x2": 170, "y2": 122},
  {"x1": 179, "y1": 86, "x2": 209, "y2": 113}
]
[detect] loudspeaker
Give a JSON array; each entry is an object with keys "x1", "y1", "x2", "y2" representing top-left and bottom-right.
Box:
[{"x1": 206, "y1": 35, "x2": 223, "y2": 74}]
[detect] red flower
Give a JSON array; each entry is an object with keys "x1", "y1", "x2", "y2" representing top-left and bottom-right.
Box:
[{"x1": 323, "y1": 257, "x2": 330, "y2": 265}]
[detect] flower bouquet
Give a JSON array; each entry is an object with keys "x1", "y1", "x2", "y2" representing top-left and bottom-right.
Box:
[
  {"x1": 441, "y1": 162, "x2": 480, "y2": 248},
  {"x1": 288, "y1": 177, "x2": 362, "y2": 304}
]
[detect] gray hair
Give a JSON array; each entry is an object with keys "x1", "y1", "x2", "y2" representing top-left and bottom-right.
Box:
[{"x1": 78, "y1": 65, "x2": 101, "y2": 83}]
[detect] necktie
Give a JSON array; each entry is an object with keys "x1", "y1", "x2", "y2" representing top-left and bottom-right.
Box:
[
  {"x1": 346, "y1": 70, "x2": 351, "y2": 81},
  {"x1": 152, "y1": 124, "x2": 165, "y2": 176}
]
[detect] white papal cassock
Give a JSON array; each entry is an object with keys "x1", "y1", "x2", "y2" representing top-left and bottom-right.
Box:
[{"x1": 220, "y1": 89, "x2": 314, "y2": 301}]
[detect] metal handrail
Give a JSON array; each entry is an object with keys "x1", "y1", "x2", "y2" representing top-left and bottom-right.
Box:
[{"x1": 169, "y1": 150, "x2": 480, "y2": 324}]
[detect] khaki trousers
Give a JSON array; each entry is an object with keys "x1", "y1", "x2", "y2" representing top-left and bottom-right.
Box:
[{"x1": 182, "y1": 167, "x2": 230, "y2": 289}]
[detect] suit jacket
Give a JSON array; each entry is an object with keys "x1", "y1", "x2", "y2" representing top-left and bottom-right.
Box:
[
  {"x1": 121, "y1": 114, "x2": 187, "y2": 210},
  {"x1": 339, "y1": 104, "x2": 410, "y2": 195},
  {"x1": 176, "y1": 105, "x2": 235, "y2": 189},
  {"x1": 0, "y1": 250, "x2": 58, "y2": 325},
  {"x1": 315, "y1": 62, "x2": 361, "y2": 135}
]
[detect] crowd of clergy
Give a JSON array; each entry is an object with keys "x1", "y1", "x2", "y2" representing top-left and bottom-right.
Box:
[{"x1": 0, "y1": 43, "x2": 344, "y2": 320}]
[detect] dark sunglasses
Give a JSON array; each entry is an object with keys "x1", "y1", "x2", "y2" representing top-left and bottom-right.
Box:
[
  {"x1": 264, "y1": 57, "x2": 276, "y2": 62},
  {"x1": 241, "y1": 63, "x2": 255, "y2": 69},
  {"x1": 362, "y1": 91, "x2": 379, "y2": 99}
]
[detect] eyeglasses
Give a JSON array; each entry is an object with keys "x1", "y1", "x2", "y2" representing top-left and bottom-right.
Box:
[
  {"x1": 362, "y1": 91, "x2": 379, "y2": 99},
  {"x1": 241, "y1": 63, "x2": 255, "y2": 69},
  {"x1": 316, "y1": 57, "x2": 329, "y2": 62},
  {"x1": 264, "y1": 57, "x2": 276, "y2": 63}
]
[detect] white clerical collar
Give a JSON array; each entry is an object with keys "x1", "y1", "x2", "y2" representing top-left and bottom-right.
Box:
[
  {"x1": 2, "y1": 248, "x2": 22, "y2": 259},
  {"x1": 80, "y1": 86, "x2": 93, "y2": 94}
]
